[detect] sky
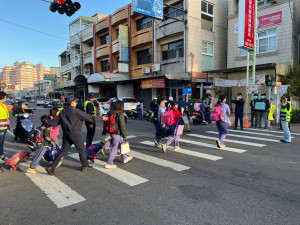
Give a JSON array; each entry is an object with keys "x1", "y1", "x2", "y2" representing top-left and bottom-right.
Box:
[{"x1": 0, "y1": 0, "x2": 132, "y2": 70}]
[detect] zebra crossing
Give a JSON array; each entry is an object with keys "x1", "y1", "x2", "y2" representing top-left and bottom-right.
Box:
[{"x1": 10, "y1": 127, "x2": 298, "y2": 208}]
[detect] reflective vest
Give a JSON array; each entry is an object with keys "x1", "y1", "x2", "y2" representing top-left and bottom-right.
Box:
[
  {"x1": 0, "y1": 104, "x2": 9, "y2": 131},
  {"x1": 84, "y1": 101, "x2": 96, "y2": 116},
  {"x1": 280, "y1": 101, "x2": 292, "y2": 122}
]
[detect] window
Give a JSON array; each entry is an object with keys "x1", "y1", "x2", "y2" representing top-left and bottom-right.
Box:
[
  {"x1": 162, "y1": 40, "x2": 184, "y2": 60},
  {"x1": 116, "y1": 29, "x2": 119, "y2": 40},
  {"x1": 100, "y1": 33, "x2": 110, "y2": 45},
  {"x1": 137, "y1": 48, "x2": 152, "y2": 65},
  {"x1": 239, "y1": 29, "x2": 277, "y2": 56},
  {"x1": 136, "y1": 17, "x2": 152, "y2": 31},
  {"x1": 202, "y1": 41, "x2": 214, "y2": 71},
  {"x1": 201, "y1": 1, "x2": 214, "y2": 32},
  {"x1": 163, "y1": 2, "x2": 184, "y2": 20},
  {"x1": 101, "y1": 60, "x2": 110, "y2": 72}
]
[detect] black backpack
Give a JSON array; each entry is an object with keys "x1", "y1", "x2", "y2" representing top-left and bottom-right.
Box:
[
  {"x1": 26, "y1": 127, "x2": 43, "y2": 151},
  {"x1": 151, "y1": 106, "x2": 159, "y2": 123}
]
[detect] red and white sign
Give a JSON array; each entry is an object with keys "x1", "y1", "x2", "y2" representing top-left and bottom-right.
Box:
[
  {"x1": 7, "y1": 85, "x2": 15, "y2": 90},
  {"x1": 141, "y1": 78, "x2": 165, "y2": 89},
  {"x1": 238, "y1": 0, "x2": 256, "y2": 50},
  {"x1": 258, "y1": 11, "x2": 282, "y2": 28},
  {"x1": 60, "y1": 95, "x2": 65, "y2": 103}
]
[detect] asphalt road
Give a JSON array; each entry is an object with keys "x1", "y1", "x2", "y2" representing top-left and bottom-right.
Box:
[{"x1": 0, "y1": 104, "x2": 300, "y2": 225}]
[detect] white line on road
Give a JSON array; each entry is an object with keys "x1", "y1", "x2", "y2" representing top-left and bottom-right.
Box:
[
  {"x1": 69, "y1": 154, "x2": 148, "y2": 187},
  {"x1": 19, "y1": 162, "x2": 86, "y2": 208},
  {"x1": 206, "y1": 131, "x2": 280, "y2": 142},
  {"x1": 140, "y1": 141, "x2": 223, "y2": 161},
  {"x1": 187, "y1": 134, "x2": 265, "y2": 147},
  {"x1": 130, "y1": 150, "x2": 190, "y2": 171},
  {"x1": 246, "y1": 128, "x2": 300, "y2": 136},
  {"x1": 7, "y1": 130, "x2": 14, "y2": 136},
  {"x1": 84, "y1": 136, "x2": 136, "y2": 146},
  {"x1": 228, "y1": 129, "x2": 293, "y2": 138}
]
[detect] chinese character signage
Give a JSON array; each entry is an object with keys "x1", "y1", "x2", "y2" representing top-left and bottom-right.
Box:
[
  {"x1": 258, "y1": 11, "x2": 282, "y2": 28},
  {"x1": 44, "y1": 74, "x2": 55, "y2": 81},
  {"x1": 119, "y1": 25, "x2": 129, "y2": 63},
  {"x1": 132, "y1": 0, "x2": 163, "y2": 20},
  {"x1": 238, "y1": 0, "x2": 256, "y2": 50},
  {"x1": 276, "y1": 85, "x2": 290, "y2": 95},
  {"x1": 254, "y1": 102, "x2": 266, "y2": 111},
  {"x1": 141, "y1": 78, "x2": 165, "y2": 89},
  {"x1": 183, "y1": 88, "x2": 192, "y2": 95}
]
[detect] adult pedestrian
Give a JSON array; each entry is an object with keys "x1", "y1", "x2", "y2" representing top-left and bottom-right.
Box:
[
  {"x1": 45, "y1": 96, "x2": 103, "y2": 175},
  {"x1": 84, "y1": 93, "x2": 97, "y2": 148},
  {"x1": 232, "y1": 92, "x2": 245, "y2": 130},
  {"x1": 154, "y1": 99, "x2": 165, "y2": 148},
  {"x1": 250, "y1": 93, "x2": 259, "y2": 128},
  {"x1": 279, "y1": 94, "x2": 292, "y2": 143},
  {"x1": 104, "y1": 101, "x2": 132, "y2": 169},
  {"x1": 137, "y1": 100, "x2": 143, "y2": 120},
  {"x1": 216, "y1": 95, "x2": 231, "y2": 148},
  {"x1": 150, "y1": 97, "x2": 158, "y2": 111},
  {"x1": 0, "y1": 91, "x2": 14, "y2": 163},
  {"x1": 257, "y1": 93, "x2": 270, "y2": 128},
  {"x1": 76, "y1": 99, "x2": 84, "y2": 111}
]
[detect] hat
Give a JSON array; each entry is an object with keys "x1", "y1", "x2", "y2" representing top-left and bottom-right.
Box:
[
  {"x1": 88, "y1": 93, "x2": 95, "y2": 99},
  {"x1": 168, "y1": 97, "x2": 173, "y2": 101},
  {"x1": 154, "y1": 97, "x2": 157, "y2": 100},
  {"x1": 65, "y1": 96, "x2": 78, "y2": 104}
]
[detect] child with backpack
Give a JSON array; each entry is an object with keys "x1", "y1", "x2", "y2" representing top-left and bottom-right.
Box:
[
  {"x1": 27, "y1": 115, "x2": 56, "y2": 174},
  {"x1": 103, "y1": 101, "x2": 132, "y2": 169},
  {"x1": 50, "y1": 108, "x2": 60, "y2": 145},
  {"x1": 213, "y1": 95, "x2": 231, "y2": 148},
  {"x1": 161, "y1": 101, "x2": 184, "y2": 153}
]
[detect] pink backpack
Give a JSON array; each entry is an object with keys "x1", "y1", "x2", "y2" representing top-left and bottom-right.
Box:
[
  {"x1": 210, "y1": 105, "x2": 224, "y2": 122},
  {"x1": 194, "y1": 103, "x2": 201, "y2": 111},
  {"x1": 50, "y1": 116, "x2": 59, "y2": 139},
  {"x1": 163, "y1": 109, "x2": 175, "y2": 126}
]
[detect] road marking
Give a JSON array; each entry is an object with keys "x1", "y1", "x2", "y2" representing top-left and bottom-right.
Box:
[
  {"x1": 69, "y1": 154, "x2": 148, "y2": 187},
  {"x1": 7, "y1": 130, "x2": 14, "y2": 136},
  {"x1": 246, "y1": 128, "x2": 300, "y2": 136},
  {"x1": 130, "y1": 150, "x2": 190, "y2": 171},
  {"x1": 19, "y1": 162, "x2": 86, "y2": 208},
  {"x1": 187, "y1": 134, "x2": 265, "y2": 147},
  {"x1": 206, "y1": 131, "x2": 280, "y2": 142},
  {"x1": 140, "y1": 141, "x2": 223, "y2": 161},
  {"x1": 84, "y1": 136, "x2": 136, "y2": 146},
  {"x1": 228, "y1": 129, "x2": 293, "y2": 138}
]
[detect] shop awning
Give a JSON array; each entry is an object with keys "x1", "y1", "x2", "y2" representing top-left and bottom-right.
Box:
[
  {"x1": 73, "y1": 74, "x2": 88, "y2": 86},
  {"x1": 88, "y1": 73, "x2": 129, "y2": 84}
]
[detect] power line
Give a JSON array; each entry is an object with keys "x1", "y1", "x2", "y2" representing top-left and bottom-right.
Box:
[{"x1": 0, "y1": 18, "x2": 68, "y2": 40}]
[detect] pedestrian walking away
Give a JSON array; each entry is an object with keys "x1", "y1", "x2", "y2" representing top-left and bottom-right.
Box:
[
  {"x1": 250, "y1": 93, "x2": 259, "y2": 128},
  {"x1": 45, "y1": 96, "x2": 103, "y2": 175},
  {"x1": 257, "y1": 93, "x2": 270, "y2": 128},
  {"x1": 85, "y1": 93, "x2": 98, "y2": 148},
  {"x1": 153, "y1": 99, "x2": 165, "y2": 148},
  {"x1": 103, "y1": 101, "x2": 132, "y2": 169},
  {"x1": 0, "y1": 91, "x2": 15, "y2": 163},
  {"x1": 232, "y1": 92, "x2": 245, "y2": 130},
  {"x1": 137, "y1": 100, "x2": 143, "y2": 120},
  {"x1": 215, "y1": 95, "x2": 231, "y2": 148},
  {"x1": 279, "y1": 94, "x2": 292, "y2": 143}
]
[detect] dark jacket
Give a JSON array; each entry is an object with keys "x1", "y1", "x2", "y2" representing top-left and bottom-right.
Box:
[
  {"x1": 232, "y1": 98, "x2": 245, "y2": 114},
  {"x1": 108, "y1": 110, "x2": 127, "y2": 138},
  {"x1": 150, "y1": 101, "x2": 158, "y2": 111},
  {"x1": 85, "y1": 102, "x2": 96, "y2": 126},
  {"x1": 41, "y1": 126, "x2": 54, "y2": 147},
  {"x1": 178, "y1": 100, "x2": 188, "y2": 113},
  {"x1": 250, "y1": 99, "x2": 258, "y2": 111},
  {"x1": 49, "y1": 105, "x2": 102, "y2": 134}
]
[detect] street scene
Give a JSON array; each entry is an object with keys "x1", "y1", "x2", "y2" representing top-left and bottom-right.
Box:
[{"x1": 1, "y1": 0, "x2": 300, "y2": 224}]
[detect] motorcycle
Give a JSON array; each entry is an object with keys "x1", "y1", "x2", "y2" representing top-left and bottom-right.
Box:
[
  {"x1": 192, "y1": 107, "x2": 211, "y2": 125},
  {"x1": 145, "y1": 109, "x2": 154, "y2": 121},
  {"x1": 14, "y1": 113, "x2": 34, "y2": 142},
  {"x1": 130, "y1": 108, "x2": 147, "y2": 120}
]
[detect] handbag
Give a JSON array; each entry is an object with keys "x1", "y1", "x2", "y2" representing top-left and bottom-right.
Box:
[{"x1": 120, "y1": 141, "x2": 131, "y2": 155}]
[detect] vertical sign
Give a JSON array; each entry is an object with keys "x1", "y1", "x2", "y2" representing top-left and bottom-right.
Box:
[
  {"x1": 119, "y1": 25, "x2": 129, "y2": 63},
  {"x1": 238, "y1": 0, "x2": 256, "y2": 50},
  {"x1": 132, "y1": 0, "x2": 163, "y2": 20}
]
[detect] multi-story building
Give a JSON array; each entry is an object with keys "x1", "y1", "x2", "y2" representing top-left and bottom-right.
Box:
[
  {"x1": 36, "y1": 63, "x2": 50, "y2": 81},
  {"x1": 1, "y1": 66, "x2": 12, "y2": 84}
]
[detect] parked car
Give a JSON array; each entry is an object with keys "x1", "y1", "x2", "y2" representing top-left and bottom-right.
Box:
[{"x1": 104, "y1": 97, "x2": 137, "y2": 112}]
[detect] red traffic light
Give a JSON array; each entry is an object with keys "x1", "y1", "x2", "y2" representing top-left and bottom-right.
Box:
[{"x1": 57, "y1": 0, "x2": 65, "y2": 4}]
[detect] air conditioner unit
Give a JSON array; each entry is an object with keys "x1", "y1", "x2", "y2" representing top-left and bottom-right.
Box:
[
  {"x1": 142, "y1": 67, "x2": 151, "y2": 74},
  {"x1": 152, "y1": 64, "x2": 161, "y2": 72}
]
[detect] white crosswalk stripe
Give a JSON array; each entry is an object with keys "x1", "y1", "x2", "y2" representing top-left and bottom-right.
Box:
[
  {"x1": 69, "y1": 154, "x2": 148, "y2": 187},
  {"x1": 246, "y1": 128, "x2": 300, "y2": 136},
  {"x1": 206, "y1": 131, "x2": 280, "y2": 142},
  {"x1": 228, "y1": 129, "x2": 293, "y2": 138},
  {"x1": 140, "y1": 141, "x2": 223, "y2": 161},
  {"x1": 130, "y1": 150, "x2": 190, "y2": 171},
  {"x1": 187, "y1": 134, "x2": 265, "y2": 147},
  {"x1": 19, "y1": 162, "x2": 86, "y2": 208}
]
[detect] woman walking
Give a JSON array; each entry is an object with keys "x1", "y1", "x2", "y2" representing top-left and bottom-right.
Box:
[
  {"x1": 105, "y1": 101, "x2": 132, "y2": 169},
  {"x1": 216, "y1": 95, "x2": 231, "y2": 148}
]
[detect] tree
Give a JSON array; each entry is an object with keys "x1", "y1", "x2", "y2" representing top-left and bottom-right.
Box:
[{"x1": 283, "y1": 63, "x2": 300, "y2": 97}]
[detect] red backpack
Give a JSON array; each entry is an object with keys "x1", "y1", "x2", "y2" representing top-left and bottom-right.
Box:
[
  {"x1": 103, "y1": 114, "x2": 118, "y2": 134},
  {"x1": 210, "y1": 105, "x2": 224, "y2": 122},
  {"x1": 163, "y1": 109, "x2": 175, "y2": 126}
]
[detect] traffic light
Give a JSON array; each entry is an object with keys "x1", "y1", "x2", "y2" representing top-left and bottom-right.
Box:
[
  {"x1": 49, "y1": 0, "x2": 81, "y2": 17},
  {"x1": 265, "y1": 75, "x2": 273, "y2": 87}
]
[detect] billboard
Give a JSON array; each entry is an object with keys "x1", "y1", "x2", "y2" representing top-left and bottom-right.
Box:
[
  {"x1": 258, "y1": 11, "x2": 282, "y2": 29},
  {"x1": 132, "y1": 0, "x2": 163, "y2": 20},
  {"x1": 119, "y1": 25, "x2": 129, "y2": 63},
  {"x1": 44, "y1": 74, "x2": 55, "y2": 81},
  {"x1": 238, "y1": 0, "x2": 256, "y2": 50},
  {"x1": 141, "y1": 78, "x2": 165, "y2": 89}
]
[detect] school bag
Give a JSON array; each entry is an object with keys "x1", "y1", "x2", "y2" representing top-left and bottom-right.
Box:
[
  {"x1": 194, "y1": 103, "x2": 201, "y2": 112},
  {"x1": 44, "y1": 144, "x2": 61, "y2": 162},
  {"x1": 163, "y1": 109, "x2": 175, "y2": 126},
  {"x1": 26, "y1": 127, "x2": 43, "y2": 150},
  {"x1": 210, "y1": 105, "x2": 224, "y2": 122},
  {"x1": 103, "y1": 114, "x2": 118, "y2": 134}
]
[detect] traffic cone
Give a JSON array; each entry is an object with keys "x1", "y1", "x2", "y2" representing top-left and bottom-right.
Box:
[
  {"x1": 233, "y1": 119, "x2": 236, "y2": 127},
  {"x1": 244, "y1": 115, "x2": 250, "y2": 128}
]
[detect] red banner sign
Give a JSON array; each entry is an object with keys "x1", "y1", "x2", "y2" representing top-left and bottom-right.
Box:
[
  {"x1": 258, "y1": 11, "x2": 282, "y2": 29},
  {"x1": 7, "y1": 85, "x2": 15, "y2": 90},
  {"x1": 141, "y1": 78, "x2": 165, "y2": 89},
  {"x1": 243, "y1": 0, "x2": 256, "y2": 50}
]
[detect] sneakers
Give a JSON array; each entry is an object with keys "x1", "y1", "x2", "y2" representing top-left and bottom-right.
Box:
[
  {"x1": 123, "y1": 156, "x2": 133, "y2": 164},
  {"x1": 0, "y1": 157, "x2": 8, "y2": 164},
  {"x1": 280, "y1": 140, "x2": 291, "y2": 143},
  {"x1": 162, "y1": 144, "x2": 167, "y2": 153},
  {"x1": 154, "y1": 140, "x2": 162, "y2": 148},
  {"x1": 216, "y1": 140, "x2": 221, "y2": 148},
  {"x1": 174, "y1": 146, "x2": 181, "y2": 151},
  {"x1": 220, "y1": 144, "x2": 226, "y2": 148},
  {"x1": 104, "y1": 164, "x2": 117, "y2": 169},
  {"x1": 81, "y1": 166, "x2": 93, "y2": 172},
  {"x1": 27, "y1": 168, "x2": 39, "y2": 174},
  {"x1": 45, "y1": 166, "x2": 55, "y2": 175},
  {"x1": 100, "y1": 149, "x2": 106, "y2": 156}
]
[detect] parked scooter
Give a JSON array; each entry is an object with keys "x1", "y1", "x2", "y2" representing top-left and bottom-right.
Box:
[
  {"x1": 14, "y1": 113, "x2": 34, "y2": 142},
  {"x1": 192, "y1": 107, "x2": 211, "y2": 125}
]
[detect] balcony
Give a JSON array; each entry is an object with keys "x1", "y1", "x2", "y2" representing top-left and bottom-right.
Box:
[
  {"x1": 132, "y1": 28, "x2": 152, "y2": 48},
  {"x1": 83, "y1": 51, "x2": 93, "y2": 64},
  {"x1": 96, "y1": 17, "x2": 109, "y2": 33},
  {"x1": 72, "y1": 54, "x2": 81, "y2": 67},
  {"x1": 96, "y1": 44, "x2": 110, "y2": 58},
  {"x1": 112, "y1": 39, "x2": 119, "y2": 54},
  {"x1": 112, "y1": 6, "x2": 128, "y2": 26},
  {"x1": 60, "y1": 63, "x2": 71, "y2": 74},
  {"x1": 81, "y1": 25, "x2": 94, "y2": 42}
]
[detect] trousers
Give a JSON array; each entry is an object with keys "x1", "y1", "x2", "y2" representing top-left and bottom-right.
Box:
[
  {"x1": 216, "y1": 121, "x2": 228, "y2": 145},
  {"x1": 154, "y1": 121, "x2": 162, "y2": 143},
  {"x1": 85, "y1": 122, "x2": 96, "y2": 148},
  {"x1": 258, "y1": 111, "x2": 268, "y2": 128},
  {"x1": 235, "y1": 112, "x2": 243, "y2": 128},
  {"x1": 250, "y1": 111, "x2": 258, "y2": 127},
  {"x1": 0, "y1": 130, "x2": 7, "y2": 156},
  {"x1": 166, "y1": 125, "x2": 184, "y2": 147},
  {"x1": 107, "y1": 134, "x2": 128, "y2": 165},
  {"x1": 281, "y1": 120, "x2": 291, "y2": 142}
]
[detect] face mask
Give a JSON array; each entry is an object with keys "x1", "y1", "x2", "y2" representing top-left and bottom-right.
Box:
[
  {"x1": 254, "y1": 96, "x2": 258, "y2": 99},
  {"x1": 237, "y1": 96, "x2": 242, "y2": 99},
  {"x1": 261, "y1": 96, "x2": 265, "y2": 99},
  {"x1": 22, "y1": 104, "x2": 26, "y2": 106}
]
